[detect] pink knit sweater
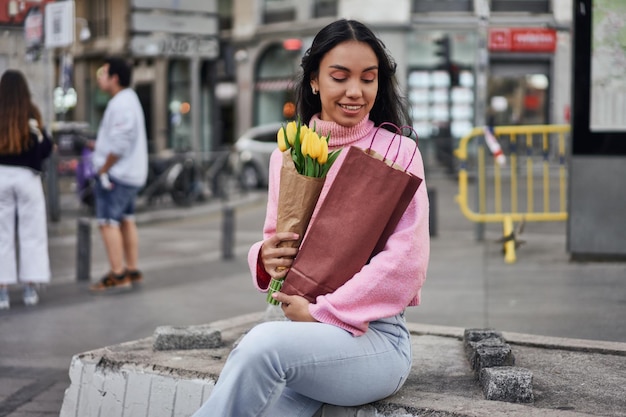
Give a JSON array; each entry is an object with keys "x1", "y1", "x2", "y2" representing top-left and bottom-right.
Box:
[{"x1": 247, "y1": 115, "x2": 430, "y2": 336}]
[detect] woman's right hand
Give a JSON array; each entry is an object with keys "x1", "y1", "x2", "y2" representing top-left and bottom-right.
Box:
[{"x1": 260, "y1": 232, "x2": 300, "y2": 279}]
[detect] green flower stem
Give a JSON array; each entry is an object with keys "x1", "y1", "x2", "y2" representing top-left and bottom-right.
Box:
[{"x1": 267, "y1": 278, "x2": 284, "y2": 305}]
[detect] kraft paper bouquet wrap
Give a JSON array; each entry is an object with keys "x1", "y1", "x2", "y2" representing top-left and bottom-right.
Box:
[
  {"x1": 279, "y1": 122, "x2": 423, "y2": 303},
  {"x1": 266, "y1": 118, "x2": 341, "y2": 304}
]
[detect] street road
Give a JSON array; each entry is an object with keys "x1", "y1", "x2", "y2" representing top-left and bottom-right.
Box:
[
  {"x1": 3, "y1": 173, "x2": 626, "y2": 371},
  {"x1": 1, "y1": 171, "x2": 625, "y2": 416},
  {"x1": 1, "y1": 195, "x2": 269, "y2": 370}
]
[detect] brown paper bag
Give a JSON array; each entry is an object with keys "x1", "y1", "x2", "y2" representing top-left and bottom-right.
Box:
[
  {"x1": 280, "y1": 143, "x2": 423, "y2": 302},
  {"x1": 276, "y1": 151, "x2": 326, "y2": 249},
  {"x1": 369, "y1": 148, "x2": 423, "y2": 256},
  {"x1": 267, "y1": 151, "x2": 328, "y2": 305}
]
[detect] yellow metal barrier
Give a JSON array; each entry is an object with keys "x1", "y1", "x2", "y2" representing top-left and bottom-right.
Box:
[{"x1": 454, "y1": 124, "x2": 570, "y2": 263}]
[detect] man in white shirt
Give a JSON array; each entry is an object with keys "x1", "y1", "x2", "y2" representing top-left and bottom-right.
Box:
[{"x1": 90, "y1": 57, "x2": 148, "y2": 292}]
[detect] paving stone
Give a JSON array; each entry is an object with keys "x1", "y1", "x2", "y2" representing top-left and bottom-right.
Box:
[
  {"x1": 470, "y1": 340, "x2": 515, "y2": 373},
  {"x1": 480, "y1": 366, "x2": 534, "y2": 403},
  {"x1": 153, "y1": 324, "x2": 221, "y2": 351},
  {"x1": 463, "y1": 328, "x2": 504, "y2": 361},
  {"x1": 463, "y1": 328, "x2": 503, "y2": 343}
]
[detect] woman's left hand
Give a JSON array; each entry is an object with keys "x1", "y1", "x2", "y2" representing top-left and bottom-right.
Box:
[{"x1": 272, "y1": 292, "x2": 318, "y2": 322}]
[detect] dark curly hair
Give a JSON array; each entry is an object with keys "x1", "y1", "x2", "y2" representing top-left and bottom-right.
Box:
[{"x1": 296, "y1": 19, "x2": 409, "y2": 131}]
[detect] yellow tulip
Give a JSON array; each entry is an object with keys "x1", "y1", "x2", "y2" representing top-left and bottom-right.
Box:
[
  {"x1": 299, "y1": 125, "x2": 310, "y2": 143},
  {"x1": 277, "y1": 127, "x2": 289, "y2": 151},
  {"x1": 300, "y1": 130, "x2": 310, "y2": 157},
  {"x1": 303, "y1": 131, "x2": 321, "y2": 159},
  {"x1": 308, "y1": 131, "x2": 322, "y2": 160},
  {"x1": 285, "y1": 121, "x2": 298, "y2": 146},
  {"x1": 317, "y1": 137, "x2": 329, "y2": 164}
]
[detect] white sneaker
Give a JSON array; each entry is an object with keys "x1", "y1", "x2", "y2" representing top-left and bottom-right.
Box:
[
  {"x1": 23, "y1": 285, "x2": 39, "y2": 306},
  {"x1": 0, "y1": 287, "x2": 9, "y2": 310}
]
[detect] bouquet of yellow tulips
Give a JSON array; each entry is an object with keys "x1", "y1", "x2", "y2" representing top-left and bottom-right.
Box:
[
  {"x1": 267, "y1": 118, "x2": 341, "y2": 304},
  {"x1": 277, "y1": 118, "x2": 341, "y2": 178}
]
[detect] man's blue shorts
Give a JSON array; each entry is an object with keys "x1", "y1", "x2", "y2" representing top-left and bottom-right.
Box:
[{"x1": 95, "y1": 177, "x2": 141, "y2": 226}]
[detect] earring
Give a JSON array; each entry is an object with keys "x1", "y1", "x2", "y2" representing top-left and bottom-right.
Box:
[{"x1": 311, "y1": 86, "x2": 318, "y2": 95}]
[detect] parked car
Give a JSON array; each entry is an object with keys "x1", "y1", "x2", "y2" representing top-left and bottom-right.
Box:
[{"x1": 232, "y1": 122, "x2": 282, "y2": 189}]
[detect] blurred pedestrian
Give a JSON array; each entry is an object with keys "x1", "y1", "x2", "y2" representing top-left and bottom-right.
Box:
[
  {"x1": 89, "y1": 57, "x2": 148, "y2": 292},
  {"x1": 0, "y1": 70, "x2": 53, "y2": 309}
]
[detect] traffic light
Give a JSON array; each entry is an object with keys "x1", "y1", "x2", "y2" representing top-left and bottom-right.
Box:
[
  {"x1": 449, "y1": 62, "x2": 460, "y2": 87},
  {"x1": 434, "y1": 35, "x2": 451, "y2": 66},
  {"x1": 434, "y1": 35, "x2": 461, "y2": 87}
]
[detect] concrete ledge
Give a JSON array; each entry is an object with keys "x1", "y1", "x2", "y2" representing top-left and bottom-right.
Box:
[{"x1": 60, "y1": 312, "x2": 626, "y2": 417}]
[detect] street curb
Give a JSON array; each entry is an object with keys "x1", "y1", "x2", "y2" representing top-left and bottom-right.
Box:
[
  {"x1": 406, "y1": 323, "x2": 626, "y2": 356},
  {"x1": 48, "y1": 192, "x2": 265, "y2": 235}
]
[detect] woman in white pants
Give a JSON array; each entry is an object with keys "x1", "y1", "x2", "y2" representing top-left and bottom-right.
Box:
[{"x1": 0, "y1": 70, "x2": 52, "y2": 309}]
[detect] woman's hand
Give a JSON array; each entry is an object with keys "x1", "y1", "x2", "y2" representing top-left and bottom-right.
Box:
[
  {"x1": 260, "y1": 232, "x2": 299, "y2": 279},
  {"x1": 272, "y1": 292, "x2": 318, "y2": 322}
]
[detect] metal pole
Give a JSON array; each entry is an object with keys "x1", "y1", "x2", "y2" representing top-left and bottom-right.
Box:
[
  {"x1": 474, "y1": 0, "x2": 490, "y2": 241},
  {"x1": 46, "y1": 151, "x2": 61, "y2": 222},
  {"x1": 190, "y1": 56, "x2": 201, "y2": 153},
  {"x1": 428, "y1": 188, "x2": 437, "y2": 237},
  {"x1": 46, "y1": 48, "x2": 67, "y2": 224},
  {"x1": 76, "y1": 217, "x2": 91, "y2": 281},
  {"x1": 221, "y1": 204, "x2": 235, "y2": 260}
]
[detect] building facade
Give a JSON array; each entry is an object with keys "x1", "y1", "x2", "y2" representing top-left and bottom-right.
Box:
[
  {"x1": 69, "y1": 0, "x2": 227, "y2": 156},
  {"x1": 0, "y1": 0, "x2": 57, "y2": 124},
  {"x1": 3, "y1": 0, "x2": 572, "y2": 156},
  {"x1": 229, "y1": 0, "x2": 573, "y2": 145}
]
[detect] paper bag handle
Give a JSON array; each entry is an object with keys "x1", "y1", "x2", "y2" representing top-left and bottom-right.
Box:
[{"x1": 368, "y1": 122, "x2": 419, "y2": 173}]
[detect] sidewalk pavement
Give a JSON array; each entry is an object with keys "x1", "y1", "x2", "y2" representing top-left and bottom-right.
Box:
[{"x1": 2, "y1": 161, "x2": 626, "y2": 416}]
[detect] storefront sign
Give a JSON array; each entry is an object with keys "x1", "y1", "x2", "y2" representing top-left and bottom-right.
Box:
[
  {"x1": 488, "y1": 28, "x2": 556, "y2": 53},
  {"x1": 131, "y1": 0, "x2": 216, "y2": 13},
  {"x1": 130, "y1": 35, "x2": 219, "y2": 58},
  {"x1": 131, "y1": 11, "x2": 218, "y2": 36}
]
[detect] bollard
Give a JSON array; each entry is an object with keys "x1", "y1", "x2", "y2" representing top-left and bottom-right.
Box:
[
  {"x1": 428, "y1": 188, "x2": 437, "y2": 237},
  {"x1": 46, "y1": 152, "x2": 61, "y2": 222},
  {"x1": 221, "y1": 204, "x2": 235, "y2": 260},
  {"x1": 76, "y1": 217, "x2": 91, "y2": 281}
]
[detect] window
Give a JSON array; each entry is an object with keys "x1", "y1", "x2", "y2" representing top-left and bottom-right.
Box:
[
  {"x1": 412, "y1": 0, "x2": 472, "y2": 13},
  {"x1": 407, "y1": 30, "x2": 478, "y2": 141},
  {"x1": 263, "y1": 0, "x2": 296, "y2": 24},
  {"x1": 488, "y1": 63, "x2": 551, "y2": 126},
  {"x1": 490, "y1": 0, "x2": 550, "y2": 13},
  {"x1": 168, "y1": 61, "x2": 192, "y2": 151},
  {"x1": 87, "y1": 0, "x2": 109, "y2": 38},
  {"x1": 313, "y1": 0, "x2": 337, "y2": 18},
  {"x1": 218, "y1": 0, "x2": 233, "y2": 30},
  {"x1": 254, "y1": 44, "x2": 298, "y2": 125}
]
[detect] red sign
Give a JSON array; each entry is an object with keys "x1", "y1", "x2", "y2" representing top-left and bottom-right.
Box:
[
  {"x1": 0, "y1": 1, "x2": 57, "y2": 25},
  {"x1": 489, "y1": 28, "x2": 557, "y2": 53}
]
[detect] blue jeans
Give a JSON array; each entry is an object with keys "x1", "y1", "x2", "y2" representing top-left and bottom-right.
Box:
[
  {"x1": 192, "y1": 314, "x2": 412, "y2": 417},
  {"x1": 94, "y1": 177, "x2": 140, "y2": 226}
]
